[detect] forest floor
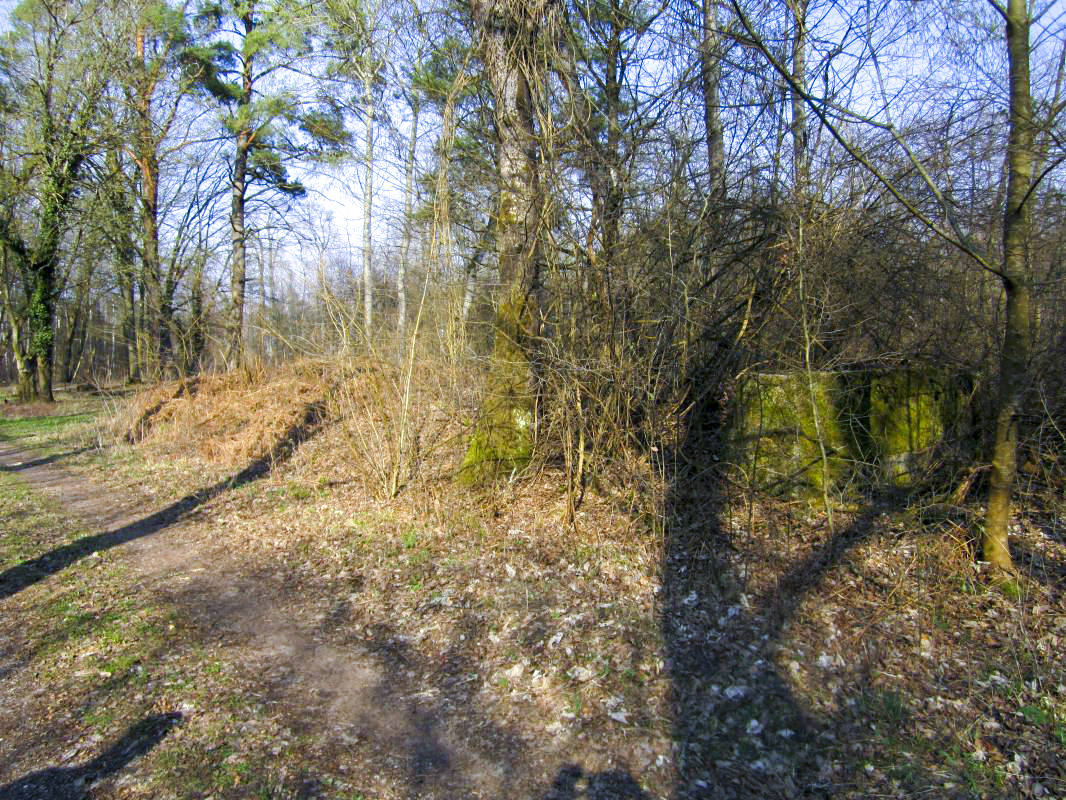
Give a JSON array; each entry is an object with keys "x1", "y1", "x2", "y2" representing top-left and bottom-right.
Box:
[{"x1": 0, "y1": 374, "x2": 1064, "y2": 800}]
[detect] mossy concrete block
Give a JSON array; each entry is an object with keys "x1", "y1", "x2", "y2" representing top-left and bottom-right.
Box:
[
  {"x1": 735, "y1": 372, "x2": 850, "y2": 497},
  {"x1": 734, "y1": 368, "x2": 964, "y2": 497},
  {"x1": 869, "y1": 371, "x2": 950, "y2": 483}
]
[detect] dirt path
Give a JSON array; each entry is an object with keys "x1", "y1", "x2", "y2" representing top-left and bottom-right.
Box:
[{"x1": 0, "y1": 444, "x2": 556, "y2": 799}]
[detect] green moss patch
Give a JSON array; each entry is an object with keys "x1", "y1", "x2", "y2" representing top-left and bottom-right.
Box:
[
  {"x1": 734, "y1": 368, "x2": 965, "y2": 497},
  {"x1": 460, "y1": 289, "x2": 535, "y2": 484}
]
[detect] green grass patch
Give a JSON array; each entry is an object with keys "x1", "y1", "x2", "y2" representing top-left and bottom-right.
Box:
[
  {"x1": 0, "y1": 470, "x2": 92, "y2": 567},
  {"x1": 0, "y1": 411, "x2": 95, "y2": 440},
  {"x1": 942, "y1": 744, "x2": 1006, "y2": 794},
  {"x1": 0, "y1": 398, "x2": 105, "y2": 460}
]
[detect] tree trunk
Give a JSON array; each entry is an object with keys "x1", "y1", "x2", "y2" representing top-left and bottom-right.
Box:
[
  {"x1": 141, "y1": 159, "x2": 169, "y2": 375},
  {"x1": 16, "y1": 356, "x2": 35, "y2": 402},
  {"x1": 228, "y1": 11, "x2": 255, "y2": 367},
  {"x1": 0, "y1": 256, "x2": 36, "y2": 402},
  {"x1": 701, "y1": 0, "x2": 725, "y2": 199},
  {"x1": 984, "y1": 0, "x2": 1034, "y2": 576},
  {"x1": 134, "y1": 26, "x2": 170, "y2": 378},
  {"x1": 602, "y1": 6, "x2": 623, "y2": 278},
  {"x1": 462, "y1": 0, "x2": 546, "y2": 483},
  {"x1": 788, "y1": 0, "x2": 809, "y2": 194},
  {"x1": 363, "y1": 74, "x2": 376, "y2": 334},
  {"x1": 28, "y1": 250, "x2": 58, "y2": 403},
  {"x1": 398, "y1": 97, "x2": 419, "y2": 340},
  {"x1": 230, "y1": 133, "x2": 250, "y2": 367}
]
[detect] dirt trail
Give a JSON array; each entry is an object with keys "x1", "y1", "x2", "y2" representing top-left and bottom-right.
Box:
[{"x1": 0, "y1": 444, "x2": 529, "y2": 799}]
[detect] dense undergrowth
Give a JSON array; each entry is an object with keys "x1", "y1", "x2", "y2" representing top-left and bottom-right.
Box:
[{"x1": 0, "y1": 367, "x2": 1064, "y2": 799}]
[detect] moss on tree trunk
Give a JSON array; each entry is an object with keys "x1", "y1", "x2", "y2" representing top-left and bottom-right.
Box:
[{"x1": 460, "y1": 287, "x2": 535, "y2": 484}]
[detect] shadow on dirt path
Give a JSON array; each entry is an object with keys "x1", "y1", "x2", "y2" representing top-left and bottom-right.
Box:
[
  {"x1": 540, "y1": 765, "x2": 651, "y2": 799},
  {"x1": 0, "y1": 407, "x2": 656, "y2": 798},
  {"x1": 661, "y1": 393, "x2": 943, "y2": 798},
  {"x1": 0, "y1": 448, "x2": 93, "y2": 472},
  {"x1": 0, "y1": 712, "x2": 182, "y2": 800},
  {"x1": 0, "y1": 399, "x2": 326, "y2": 600}
]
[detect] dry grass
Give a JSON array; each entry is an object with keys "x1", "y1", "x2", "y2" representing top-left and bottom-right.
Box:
[
  {"x1": 323, "y1": 352, "x2": 476, "y2": 498},
  {"x1": 110, "y1": 361, "x2": 335, "y2": 467}
]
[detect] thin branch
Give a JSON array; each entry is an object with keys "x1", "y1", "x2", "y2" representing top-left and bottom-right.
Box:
[{"x1": 728, "y1": 0, "x2": 1002, "y2": 278}]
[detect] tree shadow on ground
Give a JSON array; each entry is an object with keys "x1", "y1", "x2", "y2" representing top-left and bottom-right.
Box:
[
  {"x1": 235, "y1": 600, "x2": 652, "y2": 799},
  {"x1": 0, "y1": 447, "x2": 93, "y2": 471},
  {"x1": 541, "y1": 764, "x2": 651, "y2": 799},
  {"x1": 1012, "y1": 539, "x2": 1066, "y2": 602},
  {"x1": 661, "y1": 393, "x2": 943, "y2": 799},
  {"x1": 0, "y1": 399, "x2": 326, "y2": 600},
  {"x1": 0, "y1": 712, "x2": 181, "y2": 800},
  {"x1": 360, "y1": 618, "x2": 655, "y2": 800},
  {"x1": 2, "y1": 395, "x2": 657, "y2": 799}
]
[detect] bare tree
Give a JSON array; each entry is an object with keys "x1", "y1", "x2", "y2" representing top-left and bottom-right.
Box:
[
  {"x1": 461, "y1": 0, "x2": 552, "y2": 481},
  {"x1": 727, "y1": 0, "x2": 1063, "y2": 576}
]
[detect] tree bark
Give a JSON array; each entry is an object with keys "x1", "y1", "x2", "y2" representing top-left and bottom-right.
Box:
[
  {"x1": 28, "y1": 260, "x2": 55, "y2": 402},
  {"x1": 788, "y1": 0, "x2": 809, "y2": 194},
  {"x1": 0, "y1": 250, "x2": 36, "y2": 401},
  {"x1": 25, "y1": 165, "x2": 79, "y2": 403},
  {"x1": 984, "y1": 0, "x2": 1034, "y2": 575},
  {"x1": 398, "y1": 96, "x2": 419, "y2": 341},
  {"x1": 133, "y1": 25, "x2": 170, "y2": 378},
  {"x1": 228, "y1": 8, "x2": 255, "y2": 367},
  {"x1": 701, "y1": 0, "x2": 725, "y2": 199},
  {"x1": 462, "y1": 0, "x2": 546, "y2": 482},
  {"x1": 362, "y1": 74, "x2": 376, "y2": 334}
]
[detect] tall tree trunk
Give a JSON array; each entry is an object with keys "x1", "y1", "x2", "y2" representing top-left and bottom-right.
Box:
[
  {"x1": 701, "y1": 0, "x2": 725, "y2": 199},
  {"x1": 16, "y1": 357, "x2": 35, "y2": 401},
  {"x1": 230, "y1": 133, "x2": 250, "y2": 366},
  {"x1": 29, "y1": 262, "x2": 55, "y2": 402},
  {"x1": 228, "y1": 10, "x2": 255, "y2": 367},
  {"x1": 0, "y1": 251, "x2": 35, "y2": 401},
  {"x1": 984, "y1": 0, "x2": 1034, "y2": 575},
  {"x1": 602, "y1": 6, "x2": 623, "y2": 278},
  {"x1": 592, "y1": 2, "x2": 627, "y2": 384},
  {"x1": 106, "y1": 145, "x2": 141, "y2": 383},
  {"x1": 141, "y1": 153, "x2": 169, "y2": 376},
  {"x1": 363, "y1": 74, "x2": 376, "y2": 334},
  {"x1": 788, "y1": 0, "x2": 809, "y2": 194},
  {"x1": 462, "y1": 0, "x2": 546, "y2": 482},
  {"x1": 398, "y1": 97, "x2": 419, "y2": 340},
  {"x1": 134, "y1": 26, "x2": 169, "y2": 378},
  {"x1": 25, "y1": 172, "x2": 75, "y2": 404}
]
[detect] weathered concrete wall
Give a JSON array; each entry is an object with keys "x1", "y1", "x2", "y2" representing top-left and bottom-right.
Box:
[{"x1": 733, "y1": 369, "x2": 965, "y2": 497}]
